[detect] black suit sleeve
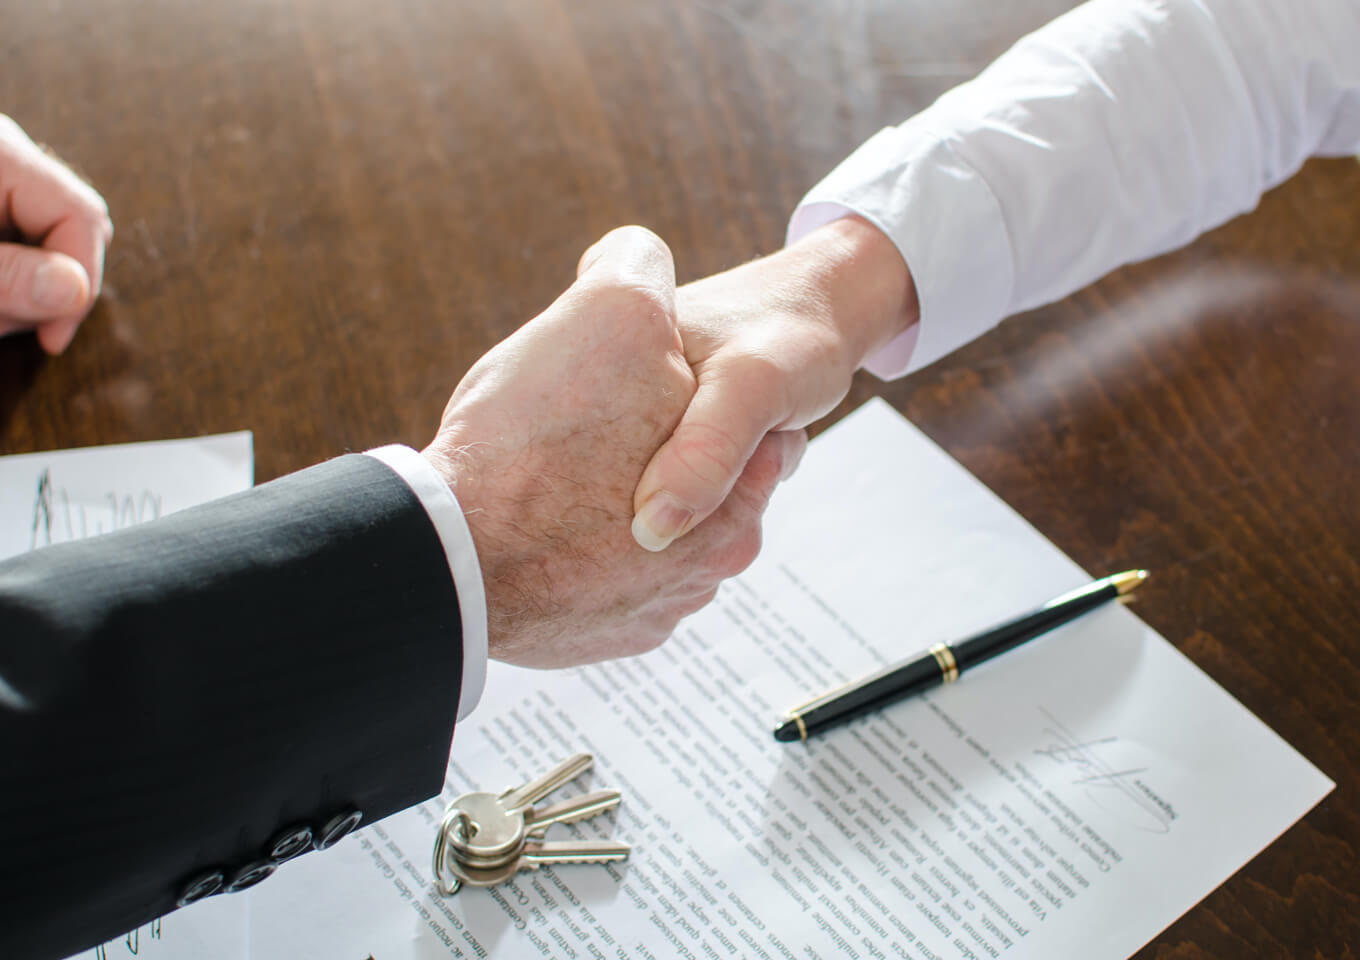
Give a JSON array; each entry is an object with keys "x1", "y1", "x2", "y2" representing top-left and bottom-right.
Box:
[{"x1": 0, "y1": 454, "x2": 464, "y2": 960}]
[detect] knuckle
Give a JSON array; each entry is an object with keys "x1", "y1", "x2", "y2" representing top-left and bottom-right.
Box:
[
  {"x1": 669, "y1": 421, "x2": 748, "y2": 491},
  {"x1": 628, "y1": 625, "x2": 673, "y2": 657},
  {"x1": 67, "y1": 183, "x2": 113, "y2": 237},
  {"x1": 577, "y1": 278, "x2": 674, "y2": 328},
  {"x1": 584, "y1": 226, "x2": 675, "y2": 307},
  {"x1": 607, "y1": 224, "x2": 669, "y2": 259},
  {"x1": 91, "y1": 201, "x2": 114, "y2": 239},
  {"x1": 718, "y1": 526, "x2": 763, "y2": 579},
  {"x1": 779, "y1": 430, "x2": 810, "y2": 480},
  {"x1": 615, "y1": 278, "x2": 673, "y2": 320},
  {"x1": 678, "y1": 587, "x2": 720, "y2": 618},
  {"x1": 733, "y1": 447, "x2": 784, "y2": 509}
]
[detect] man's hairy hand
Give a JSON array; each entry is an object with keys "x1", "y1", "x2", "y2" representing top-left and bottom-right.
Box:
[
  {"x1": 423, "y1": 227, "x2": 805, "y2": 667},
  {"x1": 0, "y1": 114, "x2": 113, "y2": 354}
]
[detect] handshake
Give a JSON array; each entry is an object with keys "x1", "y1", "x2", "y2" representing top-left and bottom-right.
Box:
[
  {"x1": 423, "y1": 220, "x2": 918, "y2": 668},
  {"x1": 1, "y1": 114, "x2": 918, "y2": 670}
]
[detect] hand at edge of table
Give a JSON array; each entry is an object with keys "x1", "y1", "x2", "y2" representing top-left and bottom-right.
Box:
[{"x1": 0, "y1": 113, "x2": 113, "y2": 355}]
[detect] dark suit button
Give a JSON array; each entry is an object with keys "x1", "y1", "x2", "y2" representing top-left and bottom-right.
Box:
[
  {"x1": 224, "y1": 860, "x2": 277, "y2": 893},
  {"x1": 314, "y1": 810, "x2": 363, "y2": 850},
  {"x1": 267, "y1": 824, "x2": 314, "y2": 863},
  {"x1": 176, "y1": 870, "x2": 224, "y2": 907}
]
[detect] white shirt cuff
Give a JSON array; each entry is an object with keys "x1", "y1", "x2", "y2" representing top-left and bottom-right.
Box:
[
  {"x1": 787, "y1": 125, "x2": 1015, "y2": 379},
  {"x1": 786, "y1": 200, "x2": 922, "y2": 380},
  {"x1": 363, "y1": 445, "x2": 488, "y2": 721}
]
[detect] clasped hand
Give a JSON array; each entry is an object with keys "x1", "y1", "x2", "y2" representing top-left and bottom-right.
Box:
[
  {"x1": 424, "y1": 219, "x2": 916, "y2": 668},
  {"x1": 423, "y1": 227, "x2": 808, "y2": 667}
]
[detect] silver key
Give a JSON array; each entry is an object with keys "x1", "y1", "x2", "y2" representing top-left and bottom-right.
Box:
[
  {"x1": 500, "y1": 753, "x2": 594, "y2": 812},
  {"x1": 432, "y1": 754, "x2": 630, "y2": 895},
  {"x1": 443, "y1": 833, "x2": 632, "y2": 888},
  {"x1": 526, "y1": 789, "x2": 623, "y2": 837},
  {"x1": 446, "y1": 754, "x2": 597, "y2": 863},
  {"x1": 452, "y1": 789, "x2": 622, "y2": 869}
]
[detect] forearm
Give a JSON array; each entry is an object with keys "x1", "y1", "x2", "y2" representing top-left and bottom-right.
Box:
[{"x1": 792, "y1": 0, "x2": 1360, "y2": 376}]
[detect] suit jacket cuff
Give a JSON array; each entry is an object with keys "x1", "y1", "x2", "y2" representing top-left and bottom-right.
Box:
[{"x1": 364, "y1": 445, "x2": 488, "y2": 719}]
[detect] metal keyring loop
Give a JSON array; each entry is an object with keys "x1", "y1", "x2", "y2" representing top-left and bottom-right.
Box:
[{"x1": 431, "y1": 804, "x2": 470, "y2": 896}]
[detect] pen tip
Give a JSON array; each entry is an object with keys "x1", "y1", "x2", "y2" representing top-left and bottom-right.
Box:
[
  {"x1": 773, "y1": 721, "x2": 800, "y2": 743},
  {"x1": 1112, "y1": 569, "x2": 1150, "y2": 595}
]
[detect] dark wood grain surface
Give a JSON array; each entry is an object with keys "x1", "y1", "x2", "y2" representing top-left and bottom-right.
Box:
[{"x1": 3, "y1": 0, "x2": 1356, "y2": 956}]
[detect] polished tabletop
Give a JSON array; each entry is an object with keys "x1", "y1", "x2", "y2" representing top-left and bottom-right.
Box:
[{"x1": 2, "y1": 0, "x2": 1356, "y2": 956}]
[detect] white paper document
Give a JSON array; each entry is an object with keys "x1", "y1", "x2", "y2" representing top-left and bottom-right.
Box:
[
  {"x1": 0, "y1": 432, "x2": 254, "y2": 562},
  {"x1": 165, "y1": 402, "x2": 1336, "y2": 958},
  {"x1": 2, "y1": 433, "x2": 257, "y2": 960}
]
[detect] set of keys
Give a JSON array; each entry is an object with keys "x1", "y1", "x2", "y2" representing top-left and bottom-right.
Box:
[{"x1": 432, "y1": 753, "x2": 631, "y2": 895}]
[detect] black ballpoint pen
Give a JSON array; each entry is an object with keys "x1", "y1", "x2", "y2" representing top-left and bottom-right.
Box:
[{"x1": 773, "y1": 569, "x2": 1149, "y2": 743}]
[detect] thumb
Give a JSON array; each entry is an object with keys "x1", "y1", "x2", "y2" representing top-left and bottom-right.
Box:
[
  {"x1": 631, "y1": 364, "x2": 787, "y2": 552},
  {"x1": 574, "y1": 225, "x2": 675, "y2": 295},
  {"x1": 0, "y1": 243, "x2": 89, "y2": 333}
]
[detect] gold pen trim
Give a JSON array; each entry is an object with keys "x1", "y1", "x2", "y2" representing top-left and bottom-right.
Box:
[
  {"x1": 1112, "y1": 569, "x2": 1150, "y2": 595},
  {"x1": 1044, "y1": 569, "x2": 1150, "y2": 610},
  {"x1": 792, "y1": 713, "x2": 808, "y2": 741},
  {"x1": 929, "y1": 643, "x2": 959, "y2": 684}
]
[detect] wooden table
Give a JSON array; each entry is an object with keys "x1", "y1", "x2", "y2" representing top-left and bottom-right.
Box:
[{"x1": 3, "y1": 1, "x2": 1356, "y2": 956}]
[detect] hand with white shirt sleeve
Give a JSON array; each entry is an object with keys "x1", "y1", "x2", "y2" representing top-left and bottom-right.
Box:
[
  {"x1": 422, "y1": 226, "x2": 806, "y2": 667},
  {"x1": 0, "y1": 114, "x2": 113, "y2": 354},
  {"x1": 628, "y1": 214, "x2": 918, "y2": 552},
  {"x1": 632, "y1": 0, "x2": 1360, "y2": 553}
]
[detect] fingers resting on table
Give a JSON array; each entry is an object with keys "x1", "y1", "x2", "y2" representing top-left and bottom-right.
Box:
[{"x1": 0, "y1": 114, "x2": 113, "y2": 354}]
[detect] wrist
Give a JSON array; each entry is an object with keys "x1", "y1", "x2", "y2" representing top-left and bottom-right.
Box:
[
  {"x1": 421, "y1": 441, "x2": 503, "y2": 658},
  {"x1": 419, "y1": 444, "x2": 460, "y2": 498},
  {"x1": 421, "y1": 434, "x2": 552, "y2": 664},
  {"x1": 784, "y1": 214, "x2": 919, "y2": 370}
]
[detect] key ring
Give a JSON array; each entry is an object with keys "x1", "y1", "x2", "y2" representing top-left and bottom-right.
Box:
[
  {"x1": 432, "y1": 753, "x2": 630, "y2": 895},
  {"x1": 431, "y1": 805, "x2": 471, "y2": 896}
]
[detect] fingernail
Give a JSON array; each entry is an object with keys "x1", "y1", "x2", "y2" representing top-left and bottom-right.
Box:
[
  {"x1": 42, "y1": 320, "x2": 80, "y2": 356},
  {"x1": 32, "y1": 261, "x2": 86, "y2": 313},
  {"x1": 631, "y1": 492, "x2": 694, "y2": 552}
]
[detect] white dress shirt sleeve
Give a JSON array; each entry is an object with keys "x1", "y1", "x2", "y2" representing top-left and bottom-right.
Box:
[
  {"x1": 364, "y1": 445, "x2": 488, "y2": 721},
  {"x1": 789, "y1": 0, "x2": 1360, "y2": 379}
]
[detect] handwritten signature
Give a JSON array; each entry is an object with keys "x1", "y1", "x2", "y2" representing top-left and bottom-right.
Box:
[
  {"x1": 30, "y1": 468, "x2": 164, "y2": 549},
  {"x1": 1033, "y1": 707, "x2": 1176, "y2": 834}
]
